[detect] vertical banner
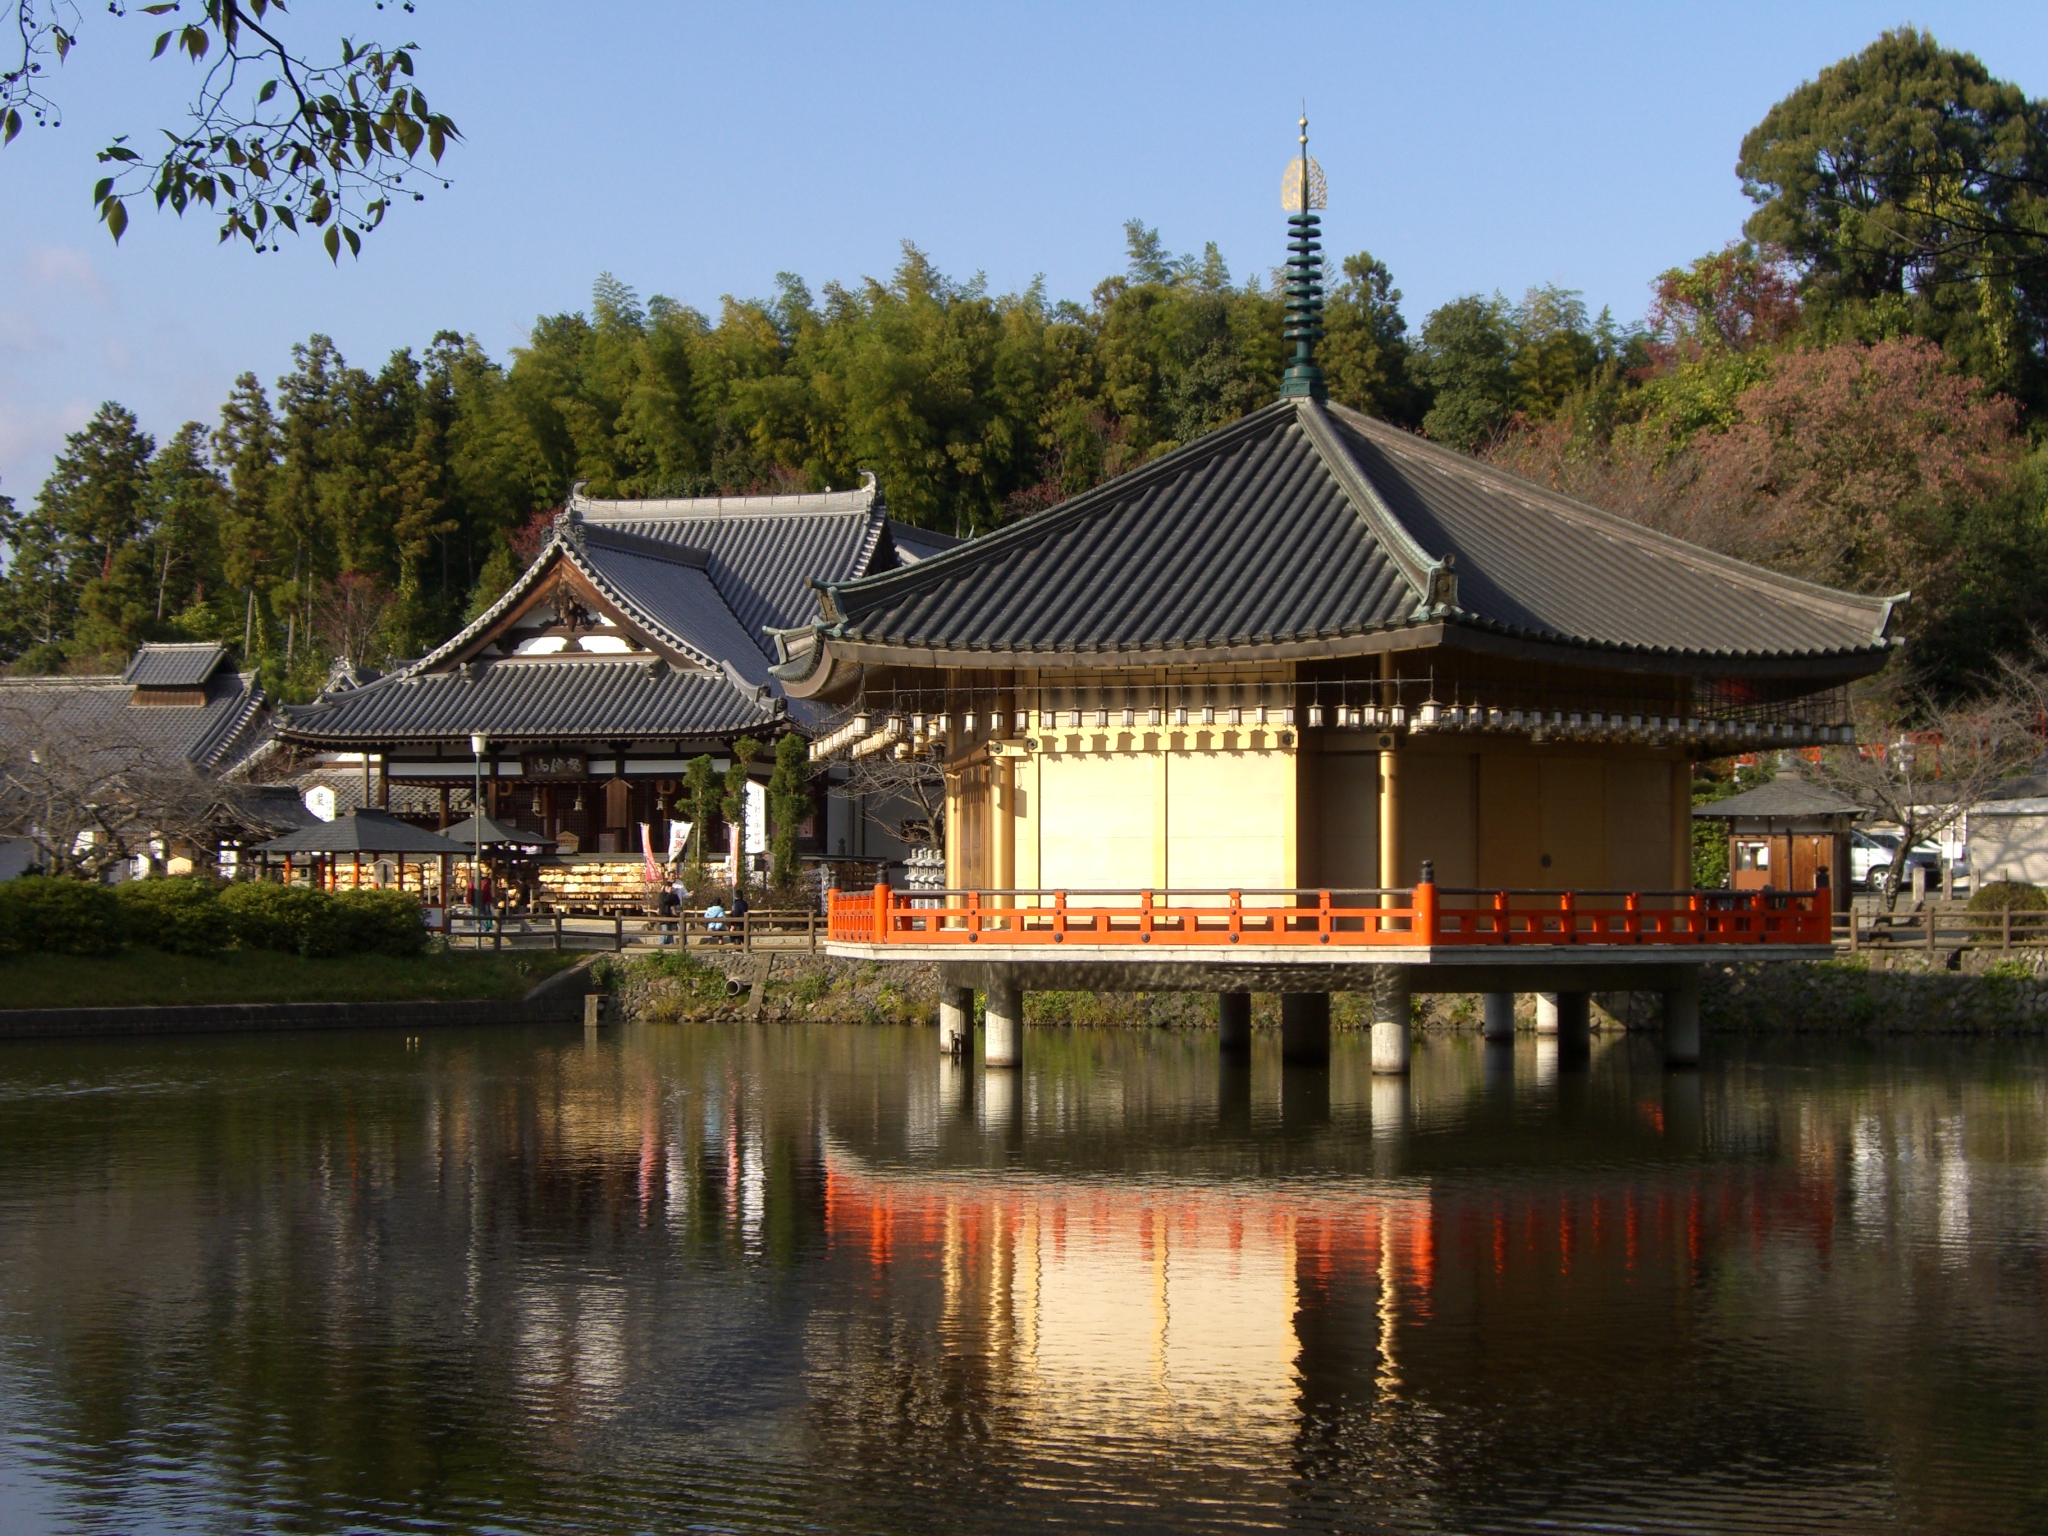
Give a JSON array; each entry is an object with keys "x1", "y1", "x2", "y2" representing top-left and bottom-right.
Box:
[
  {"x1": 745, "y1": 780, "x2": 768, "y2": 854},
  {"x1": 640, "y1": 822, "x2": 660, "y2": 885},
  {"x1": 667, "y1": 820, "x2": 692, "y2": 865}
]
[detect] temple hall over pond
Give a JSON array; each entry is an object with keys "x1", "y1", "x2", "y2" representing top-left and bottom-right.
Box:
[{"x1": 782, "y1": 124, "x2": 1898, "y2": 1074}]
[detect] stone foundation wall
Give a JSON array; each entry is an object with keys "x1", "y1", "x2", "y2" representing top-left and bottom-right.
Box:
[{"x1": 608, "y1": 951, "x2": 2048, "y2": 1037}]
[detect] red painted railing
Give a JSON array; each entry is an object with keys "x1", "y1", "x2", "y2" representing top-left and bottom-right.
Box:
[{"x1": 827, "y1": 883, "x2": 1830, "y2": 949}]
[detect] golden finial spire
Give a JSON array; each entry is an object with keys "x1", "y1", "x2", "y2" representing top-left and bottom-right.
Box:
[
  {"x1": 1279, "y1": 109, "x2": 1327, "y2": 401},
  {"x1": 1282, "y1": 109, "x2": 1327, "y2": 212}
]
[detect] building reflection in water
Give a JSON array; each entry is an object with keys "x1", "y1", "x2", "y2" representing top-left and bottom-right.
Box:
[{"x1": 0, "y1": 1026, "x2": 2044, "y2": 1534}]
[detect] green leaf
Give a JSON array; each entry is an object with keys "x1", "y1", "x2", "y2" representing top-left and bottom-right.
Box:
[
  {"x1": 3, "y1": 109, "x2": 22, "y2": 148},
  {"x1": 102, "y1": 198, "x2": 129, "y2": 242},
  {"x1": 324, "y1": 225, "x2": 341, "y2": 262},
  {"x1": 342, "y1": 225, "x2": 360, "y2": 257},
  {"x1": 153, "y1": 30, "x2": 174, "y2": 59},
  {"x1": 308, "y1": 194, "x2": 330, "y2": 224},
  {"x1": 257, "y1": 79, "x2": 277, "y2": 104},
  {"x1": 92, "y1": 176, "x2": 113, "y2": 203}
]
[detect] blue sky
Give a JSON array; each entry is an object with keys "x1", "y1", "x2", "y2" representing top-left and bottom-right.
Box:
[{"x1": 2, "y1": 1, "x2": 2046, "y2": 499}]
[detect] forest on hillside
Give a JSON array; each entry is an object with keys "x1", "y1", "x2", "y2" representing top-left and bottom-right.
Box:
[{"x1": 3, "y1": 27, "x2": 2046, "y2": 705}]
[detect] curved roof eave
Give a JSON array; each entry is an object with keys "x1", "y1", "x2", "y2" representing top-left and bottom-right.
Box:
[{"x1": 807, "y1": 612, "x2": 1897, "y2": 679}]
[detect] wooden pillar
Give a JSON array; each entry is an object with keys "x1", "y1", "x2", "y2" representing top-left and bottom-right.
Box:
[
  {"x1": 1378, "y1": 650, "x2": 1401, "y2": 891},
  {"x1": 1671, "y1": 757, "x2": 1692, "y2": 892},
  {"x1": 944, "y1": 767, "x2": 962, "y2": 892},
  {"x1": 994, "y1": 758, "x2": 1016, "y2": 896},
  {"x1": 378, "y1": 753, "x2": 390, "y2": 810},
  {"x1": 438, "y1": 785, "x2": 450, "y2": 831},
  {"x1": 1378, "y1": 746, "x2": 1402, "y2": 891}
]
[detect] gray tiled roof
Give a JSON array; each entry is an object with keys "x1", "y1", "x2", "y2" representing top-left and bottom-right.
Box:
[
  {"x1": 122, "y1": 641, "x2": 230, "y2": 687},
  {"x1": 809, "y1": 399, "x2": 1897, "y2": 668},
  {"x1": 578, "y1": 533, "x2": 777, "y2": 686},
  {"x1": 278, "y1": 656, "x2": 777, "y2": 745},
  {"x1": 574, "y1": 477, "x2": 900, "y2": 642},
  {"x1": 1692, "y1": 778, "x2": 1864, "y2": 819},
  {"x1": 281, "y1": 477, "x2": 949, "y2": 751},
  {"x1": 0, "y1": 668, "x2": 269, "y2": 773},
  {"x1": 258, "y1": 807, "x2": 476, "y2": 855}
]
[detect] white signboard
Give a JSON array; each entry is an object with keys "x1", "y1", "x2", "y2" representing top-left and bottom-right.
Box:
[{"x1": 745, "y1": 781, "x2": 767, "y2": 854}]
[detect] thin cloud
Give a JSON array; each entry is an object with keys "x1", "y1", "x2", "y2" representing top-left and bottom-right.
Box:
[{"x1": 20, "y1": 246, "x2": 116, "y2": 309}]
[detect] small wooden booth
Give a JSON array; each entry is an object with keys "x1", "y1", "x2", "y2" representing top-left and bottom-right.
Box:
[
  {"x1": 255, "y1": 808, "x2": 477, "y2": 913},
  {"x1": 1693, "y1": 778, "x2": 1860, "y2": 912}
]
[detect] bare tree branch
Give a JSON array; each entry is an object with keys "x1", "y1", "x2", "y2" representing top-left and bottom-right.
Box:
[
  {"x1": 0, "y1": 691, "x2": 238, "y2": 877},
  {"x1": 1803, "y1": 674, "x2": 2042, "y2": 913},
  {"x1": 830, "y1": 748, "x2": 946, "y2": 850}
]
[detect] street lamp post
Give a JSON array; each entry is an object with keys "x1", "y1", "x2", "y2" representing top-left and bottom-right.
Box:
[{"x1": 471, "y1": 732, "x2": 487, "y2": 951}]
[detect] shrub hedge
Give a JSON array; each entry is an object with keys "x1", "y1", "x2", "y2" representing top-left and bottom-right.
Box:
[
  {"x1": 1966, "y1": 880, "x2": 2048, "y2": 913},
  {"x1": 113, "y1": 875, "x2": 232, "y2": 955},
  {"x1": 0, "y1": 877, "x2": 125, "y2": 955},
  {"x1": 333, "y1": 888, "x2": 428, "y2": 957},
  {"x1": 0, "y1": 876, "x2": 428, "y2": 959}
]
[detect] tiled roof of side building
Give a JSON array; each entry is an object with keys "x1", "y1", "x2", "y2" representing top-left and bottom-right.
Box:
[
  {"x1": 281, "y1": 478, "x2": 952, "y2": 749},
  {"x1": 123, "y1": 641, "x2": 230, "y2": 687},
  {"x1": 570, "y1": 475, "x2": 950, "y2": 642},
  {"x1": 0, "y1": 666, "x2": 269, "y2": 773},
  {"x1": 277, "y1": 657, "x2": 778, "y2": 744},
  {"x1": 577, "y1": 532, "x2": 778, "y2": 686},
  {"x1": 806, "y1": 399, "x2": 1897, "y2": 670}
]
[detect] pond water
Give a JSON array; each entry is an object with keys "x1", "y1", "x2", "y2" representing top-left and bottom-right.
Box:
[{"x1": 0, "y1": 1021, "x2": 2044, "y2": 1534}]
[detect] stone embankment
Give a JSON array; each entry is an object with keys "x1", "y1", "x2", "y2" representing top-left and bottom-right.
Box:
[{"x1": 608, "y1": 949, "x2": 2048, "y2": 1036}]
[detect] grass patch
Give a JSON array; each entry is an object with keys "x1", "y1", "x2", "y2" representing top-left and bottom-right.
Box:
[{"x1": 0, "y1": 947, "x2": 586, "y2": 1009}]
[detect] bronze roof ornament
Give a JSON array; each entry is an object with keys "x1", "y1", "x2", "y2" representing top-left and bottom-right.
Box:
[{"x1": 1279, "y1": 111, "x2": 1328, "y2": 402}]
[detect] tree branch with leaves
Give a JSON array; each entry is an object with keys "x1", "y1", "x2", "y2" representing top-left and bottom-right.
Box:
[{"x1": 3, "y1": 0, "x2": 457, "y2": 255}]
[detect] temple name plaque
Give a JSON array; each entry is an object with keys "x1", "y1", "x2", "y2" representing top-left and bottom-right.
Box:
[{"x1": 522, "y1": 751, "x2": 588, "y2": 781}]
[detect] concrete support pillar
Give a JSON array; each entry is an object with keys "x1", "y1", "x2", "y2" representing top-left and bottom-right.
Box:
[
  {"x1": 1218, "y1": 1051, "x2": 1252, "y2": 1135},
  {"x1": 1217, "y1": 990, "x2": 1252, "y2": 1053},
  {"x1": 1482, "y1": 991, "x2": 1516, "y2": 1042},
  {"x1": 980, "y1": 1064, "x2": 1019, "y2": 1133},
  {"x1": 939, "y1": 985, "x2": 973, "y2": 1055},
  {"x1": 1280, "y1": 992, "x2": 1331, "y2": 1066},
  {"x1": 984, "y1": 977, "x2": 1022, "y2": 1069},
  {"x1": 1537, "y1": 991, "x2": 1590, "y2": 1054},
  {"x1": 1484, "y1": 1037, "x2": 1515, "y2": 1094},
  {"x1": 1281, "y1": 1063, "x2": 1331, "y2": 1129},
  {"x1": 1664, "y1": 969, "x2": 1703, "y2": 1068},
  {"x1": 938, "y1": 1052, "x2": 970, "y2": 1120},
  {"x1": 1555, "y1": 992, "x2": 1590, "y2": 1050},
  {"x1": 1371, "y1": 969, "x2": 1412, "y2": 1076},
  {"x1": 1371, "y1": 1075, "x2": 1411, "y2": 1143}
]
